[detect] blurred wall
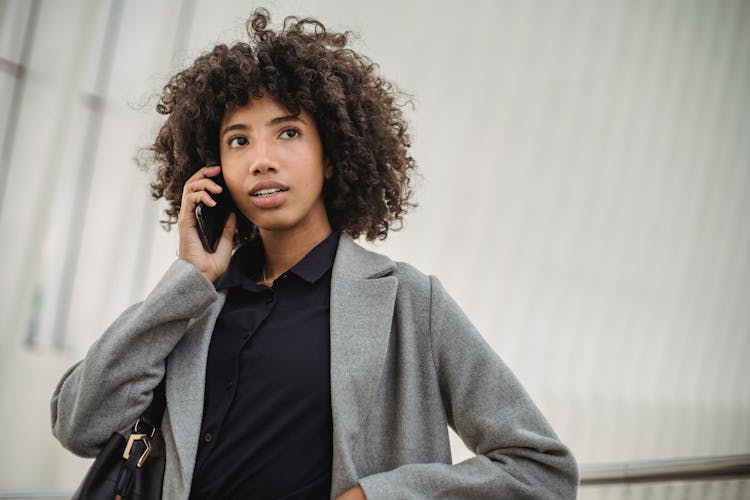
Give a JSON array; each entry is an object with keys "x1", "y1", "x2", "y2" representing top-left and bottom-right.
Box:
[{"x1": 0, "y1": 0, "x2": 748, "y2": 494}]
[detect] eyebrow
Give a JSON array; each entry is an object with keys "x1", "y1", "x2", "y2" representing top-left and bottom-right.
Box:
[{"x1": 220, "y1": 114, "x2": 305, "y2": 137}]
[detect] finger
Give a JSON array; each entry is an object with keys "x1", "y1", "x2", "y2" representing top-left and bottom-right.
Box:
[
  {"x1": 180, "y1": 192, "x2": 216, "y2": 215},
  {"x1": 186, "y1": 165, "x2": 221, "y2": 184},
  {"x1": 215, "y1": 212, "x2": 237, "y2": 258},
  {"x1": 193, "y1": 191, "x2": 217, "y2": 207},
  {"x1": 185, "y1": 178, "x2": 224, "y2": 195}
]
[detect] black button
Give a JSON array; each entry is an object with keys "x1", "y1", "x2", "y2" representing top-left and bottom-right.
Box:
[
  {"x1": 264, "y1": 292, "x2": 274, "y2": 304},
  {"x1": 203, "y1": 432, "x2": 212, "y2": 443},
  {"x1": 225, "y1": 378, "x2": 233, "y2": 390}
]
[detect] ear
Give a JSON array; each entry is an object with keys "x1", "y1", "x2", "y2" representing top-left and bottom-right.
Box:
[{"x1": 324, "y1": 160, "x2": 334, "y2": 180}]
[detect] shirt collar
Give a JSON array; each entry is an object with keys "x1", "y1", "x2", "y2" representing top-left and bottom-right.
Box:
[
  {"x1": 214, "y1": 231, "x2": 340, "y2": 290},
  {"x1": 287, "y1": 231, "x2": 339, "y2": 284},
  {"x1": 213, "y1": 237, "x2": 263, "y2": 290}
]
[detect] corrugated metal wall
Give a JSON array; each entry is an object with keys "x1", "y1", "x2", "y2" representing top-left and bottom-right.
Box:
[{"x1": 0, "y1": 0, "x2": 748, "y2": 495}]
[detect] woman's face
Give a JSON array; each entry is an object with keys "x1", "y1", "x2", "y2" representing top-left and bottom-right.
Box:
[{"x1": 219, "y1": 95, "x2": 333, "y2": 240}]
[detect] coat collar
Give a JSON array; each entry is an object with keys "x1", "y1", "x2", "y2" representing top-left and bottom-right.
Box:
[{"x1": 332, "y1": 233, "x2": 396, "y2": 280}]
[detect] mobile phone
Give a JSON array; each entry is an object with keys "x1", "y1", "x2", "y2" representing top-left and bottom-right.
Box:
[{"x1": 194, "y1": 170, "x2": 234, "y2": 253}]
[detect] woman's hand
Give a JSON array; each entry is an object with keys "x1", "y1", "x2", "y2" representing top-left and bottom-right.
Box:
[
  {"x1": 177, "y1": 165, "x2": 237, "y2": 282},
  {"x1": 336, "y1": 485, "x2": 366, "y2": 500}
]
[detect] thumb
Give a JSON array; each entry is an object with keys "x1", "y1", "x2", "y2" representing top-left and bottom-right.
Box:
[{"x1": 215, "y1": 212, "x2": 237, "y2": 261}]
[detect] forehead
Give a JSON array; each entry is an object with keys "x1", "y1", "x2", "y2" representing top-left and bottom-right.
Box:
[{"x1": 221, "y1": 94, "x2": 303, "y2": 125}]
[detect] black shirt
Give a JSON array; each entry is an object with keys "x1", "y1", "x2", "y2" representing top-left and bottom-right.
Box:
[{"x1": 189, "y1": 232, "x2": 339, "y2": 499}]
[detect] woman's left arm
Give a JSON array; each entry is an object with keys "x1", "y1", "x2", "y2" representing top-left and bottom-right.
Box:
[{"x1": 357, "y1": 275, "x2": 579, "y2": 499}]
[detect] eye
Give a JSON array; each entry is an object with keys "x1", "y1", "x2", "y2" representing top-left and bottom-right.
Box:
[
  {"x1": 279, "y1": 128, "x2": 300, "y2": 139},
  {"x1": 228, "y1": 136, "x2": 248, "y2": 147}
]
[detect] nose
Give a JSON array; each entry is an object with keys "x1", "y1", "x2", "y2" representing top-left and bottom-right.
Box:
[{"x1": 249, "y1": 138, "x2": 279, "y2": 175}]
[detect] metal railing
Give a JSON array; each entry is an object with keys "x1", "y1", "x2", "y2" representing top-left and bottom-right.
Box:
[
  {"x1": 0, "y1": 493, "x2": 71, "y2": 499},
  {"x1": 0, "y1": 454, "x2": 748, "y2": 498},
  {"x1": 580, "y1": 454, "x2": 750, "y2": 485}
]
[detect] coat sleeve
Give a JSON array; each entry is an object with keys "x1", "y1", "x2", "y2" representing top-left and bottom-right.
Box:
[
  {"x1": 357, "y1": 276, "x2": 579, "y2": 499},
  {"x1": 50, "y1": 259, "x2": 218, "y2": 457}
]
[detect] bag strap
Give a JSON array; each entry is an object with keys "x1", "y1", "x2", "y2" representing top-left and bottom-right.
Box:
[
  {"x1": 134, "y1": 379, "x2": 167, "y2": 434},
  {"x1": 113, "y1": 380, "x2": 167, "y2": 497}
]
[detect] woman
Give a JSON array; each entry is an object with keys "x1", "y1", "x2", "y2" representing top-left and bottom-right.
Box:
[{"x1": 52, "y1": 9, "x2": 578, "y2": 499}]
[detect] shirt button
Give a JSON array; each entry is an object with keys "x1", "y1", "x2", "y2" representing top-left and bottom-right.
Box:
[
  {"x1": 225, "y1": 378, "x2": 233, "y2": 390},
  {"x1": 203, "y1": 432, "x2": 212, "y2": 443}
]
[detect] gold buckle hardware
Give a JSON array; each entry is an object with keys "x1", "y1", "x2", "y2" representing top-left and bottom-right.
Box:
[{"x1": 122, "y1": 433, "x2": 152, "y2": 468}]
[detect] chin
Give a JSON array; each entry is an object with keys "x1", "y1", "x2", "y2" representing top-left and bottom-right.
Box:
[{"x1": 251, "y1": 215, "x2": 301, "y2": 233}]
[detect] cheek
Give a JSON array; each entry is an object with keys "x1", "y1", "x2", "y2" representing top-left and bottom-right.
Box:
[
  {"x1": 222, "y1": 170, "x2": 245, "y2": 199},
  {"x1": 220, "y1": 153, "x2": 245, "y2": 182}
]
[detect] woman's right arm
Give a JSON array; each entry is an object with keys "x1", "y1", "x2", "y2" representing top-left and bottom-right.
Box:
[
  {"x1": 51, "y1": 166, "x2": 236, "y2": 457},
  {"x1": 50, "y1": 259, "x2": 218, "y2": 457}
]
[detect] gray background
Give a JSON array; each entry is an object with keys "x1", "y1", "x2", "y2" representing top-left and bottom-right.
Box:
[{"x1": 0, "y1": 0, "x2": 748, "y2": 497}]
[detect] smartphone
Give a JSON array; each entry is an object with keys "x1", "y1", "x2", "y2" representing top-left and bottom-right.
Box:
[{"x1": 194, "y1": 170, "x2": 234, "y2": 253}]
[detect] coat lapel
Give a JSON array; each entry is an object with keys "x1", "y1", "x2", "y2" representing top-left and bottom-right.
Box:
[
  {"x1": 165, "y1": 291, "x2": 227, "y2": 490},
  {"x1": 329, "y1": 235, "x2": 397, "y2": 494}
]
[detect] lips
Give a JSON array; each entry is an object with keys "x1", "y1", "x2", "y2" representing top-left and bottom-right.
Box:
[
  {"x1": 249, "y1": 181, "x2": 288, "y2": 197},
  {"x1": 248, "y1": 180, "x2": 289, "y2": 209},
  {"x1": 253, "y1": 188, "x2": 284, "y2": 197}
]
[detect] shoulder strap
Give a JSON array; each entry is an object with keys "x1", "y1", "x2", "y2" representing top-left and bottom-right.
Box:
[{"x1": 136, "y1": 379, "x2": 167, "y2": 433}]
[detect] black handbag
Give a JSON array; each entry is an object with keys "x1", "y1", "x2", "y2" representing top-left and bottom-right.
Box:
[{"x1": 72, "y1": 380, "x2": 167, "y2": 500}]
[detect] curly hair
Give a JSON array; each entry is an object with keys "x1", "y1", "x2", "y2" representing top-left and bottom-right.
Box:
[{"x1": 146, "y1": 8, "x2": 416, "y2": 242}]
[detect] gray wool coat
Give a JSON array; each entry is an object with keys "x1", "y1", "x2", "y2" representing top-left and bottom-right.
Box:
[{"x1": 52, "y1": 233, "x2": 578, "y2": 499}]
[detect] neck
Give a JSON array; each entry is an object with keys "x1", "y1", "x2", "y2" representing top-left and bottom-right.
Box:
[{"x1": 259, "y1": 223, "x2": 333, "y2": 281}]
